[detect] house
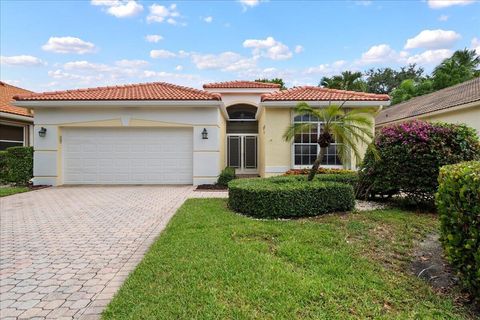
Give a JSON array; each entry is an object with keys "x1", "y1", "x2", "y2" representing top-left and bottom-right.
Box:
[
  {"x1": 0, "y1": 81, "x2": 34, "y2": 150},
  {"x1": 376, "y1": 77, "x2": 480, "y2": 133},
  {"x1": 13, "y1": 81, "x2": 389, "y2": 186}
]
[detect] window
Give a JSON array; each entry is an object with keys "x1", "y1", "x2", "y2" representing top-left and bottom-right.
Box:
[
  {"x1": 293, "y1": 115, "x2": 342, "y2": 166},
  {"x1": 0, "y1": 124, "x2": 25, "y2": 150}
]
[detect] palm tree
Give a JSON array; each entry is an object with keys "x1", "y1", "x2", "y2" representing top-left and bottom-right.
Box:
[
  {"x1": 283, "y1": 102, "x2": 376, "y2": 181},
  {"x1": 432, "y1": 49, "x2": 480, "y2": 90},
  {"x1": 320, "y1": 71, "x2": 366, "y2": 92}
]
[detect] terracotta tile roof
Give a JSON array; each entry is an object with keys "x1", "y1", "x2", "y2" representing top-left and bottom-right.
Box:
[
  {"x1": 376, "y1": 77, "x2": 480, "y2": 126},
  {"x1": 261, "y1": 86, "x2": 390, "y2": 102},
  {"x1": 14, "y1": 82, "x2": 221, "y2": 101},
  {"x1": 0, "y1": 81, "x2": 34, "y2": 117},
  {"x1": 203, "y1": 80, "x2": 281, "y2": 89}
]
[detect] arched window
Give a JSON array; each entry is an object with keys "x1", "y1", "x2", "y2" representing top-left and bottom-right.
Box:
[{"x1": 227, "y1": 104, "x2": 257, "y2": 120}]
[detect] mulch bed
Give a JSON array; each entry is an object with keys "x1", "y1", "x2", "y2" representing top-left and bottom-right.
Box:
[{"x1": 195, "y1": 184, "x2": 228, "y2": 191}]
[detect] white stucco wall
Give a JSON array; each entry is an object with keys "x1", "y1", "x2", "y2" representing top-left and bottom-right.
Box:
[{"x1": 32, "y1": 105, "x2": 223, "y2": 186}]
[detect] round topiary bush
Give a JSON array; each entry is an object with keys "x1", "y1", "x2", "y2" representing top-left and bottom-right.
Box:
[
  {"x1": 357, "y1": 121, "x2": 480, "y2": 206},
  {"x1": 228, "y1": 176, "x2": 355, "y2": 219}
]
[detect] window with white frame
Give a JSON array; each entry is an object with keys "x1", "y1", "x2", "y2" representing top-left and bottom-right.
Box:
[
  {"x1": 293, "y1": 114, "x2": 342, "y2": 167},
  {"x1": 0, "y1": 124, "x2": 25, "y2": 150}
]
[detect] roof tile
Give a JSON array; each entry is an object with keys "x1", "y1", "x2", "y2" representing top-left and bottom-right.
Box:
[
  {"x1": 376, "y1": 77, "x2": 480, "y2": 126},
  {"x1": 0, "y1": 81, "x2": 34, "y2": 117},
  {"x1": 203, "y1": 80, "x2": 281, "y2": 89},
  {"x1": 261, "y1": 86, "x2": 390, "y2": 102},
  {"x1": 14, "y1": 82, "x2": 221, "y2": 101}
]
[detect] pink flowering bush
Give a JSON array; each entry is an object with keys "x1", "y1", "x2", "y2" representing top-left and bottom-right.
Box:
[{"x1": 357, "y1": 120, "x2": 480, "y2": 206}]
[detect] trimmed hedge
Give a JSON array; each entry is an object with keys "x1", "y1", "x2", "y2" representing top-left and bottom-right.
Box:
[
  {"x1": 284, "y1": 168, "x2": 355, "y2": 176},
  {"x1": 436, "y1": 161, "x2": 480, "y2": 297},
  {"x1": 228, "y1": 176, "x2": 355, "y2": 218},
  {"x1": 0, "y1": 151, "x2": 7, "y2": 183},
  {"x1": 217, "y1": 167, "x2": 236, "y2": 187},
  {"x1": 357, "y1": 121, "x2": 480, "y2": 206},
  {"x1": 282, "y1": 173, "x2": 358, "y2": 188},
  {"x1": 3, "y1": 147, "x2": 33, "y2": 186}
]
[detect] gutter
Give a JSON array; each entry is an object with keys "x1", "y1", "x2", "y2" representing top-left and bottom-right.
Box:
[{"x1": 0, "y1": 112, "x2": 34, "y2": 122}]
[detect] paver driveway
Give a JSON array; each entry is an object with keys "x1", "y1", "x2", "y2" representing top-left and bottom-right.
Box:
[{"x1": 0, "y1": 186, "x2": 197, "y2": 319}]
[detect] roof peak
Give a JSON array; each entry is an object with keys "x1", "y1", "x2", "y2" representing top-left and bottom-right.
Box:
[
  {"x1": 262, "y1": 86, "x2": 390, "y2": 101},
  {"x1": 203, "y1": 80, "x2": 281, "y2": 89}
]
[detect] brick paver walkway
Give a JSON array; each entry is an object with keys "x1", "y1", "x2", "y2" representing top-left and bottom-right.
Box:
[{"x1": 0, "y1": 186, "x2": 196, "y2": 319}]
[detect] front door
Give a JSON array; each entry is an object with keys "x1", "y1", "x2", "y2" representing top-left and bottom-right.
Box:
[{"x1": 227, "y1": 135, "x2": 258, "y2": 174}]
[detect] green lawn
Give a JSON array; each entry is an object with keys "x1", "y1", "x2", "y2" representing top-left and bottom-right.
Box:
[
  {"x1": 103, "y1": 199, "x2": 471, "y2": 320},
  {"x1": 0, "y1": 186, "x2": 29, "y2": 197}
]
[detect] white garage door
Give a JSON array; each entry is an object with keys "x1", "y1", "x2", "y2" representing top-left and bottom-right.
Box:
[{"x1": 62, "y1": 127, "x2": 193, "y2": 184}]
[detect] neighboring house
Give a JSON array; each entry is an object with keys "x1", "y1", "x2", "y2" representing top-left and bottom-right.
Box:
[
  {"x1": 13, "y1": 81, "x2": 389, "y2": 186},
  {"x1": 376, "y1": 77, "x2": 480, "y2": 133},
  {"x1": 0, "y1": 81, "x2": 34, "y2": 150}
]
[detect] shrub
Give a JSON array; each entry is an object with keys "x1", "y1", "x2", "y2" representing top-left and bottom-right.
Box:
[
  {"x1": 279, "y1": 173, "x2": 358, "y2": 188},
  {"x1": 0, "y1": 151, "x2": 7, "y2": 183},
  {"x1": 217, "y1": 167, "x2": 236, "y2": 187},
  {"x1": 228, "y1": 177, "x2": 355, "y2": 218},
  {"x1": 357, "y1": 121, "x2": 480, "y2": 206},
  {"x1": 284, "y1": 168, "x2": 355, "y2": 176},
  {"x1": 436, "y1": 161, "x2": 480, "y2": 297},
  {"x1": 4, "y1": 146, "x2": 33, "y2": 186}
]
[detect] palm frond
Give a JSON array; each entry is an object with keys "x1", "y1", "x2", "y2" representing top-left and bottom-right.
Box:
[{"x1": 283, "y1": 122, "x2": 317, "y2": 142}]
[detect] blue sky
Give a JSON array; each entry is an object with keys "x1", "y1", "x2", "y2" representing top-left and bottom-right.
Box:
[{"x1": 1, "y1": 0, "x2": 479, "y2": 92}]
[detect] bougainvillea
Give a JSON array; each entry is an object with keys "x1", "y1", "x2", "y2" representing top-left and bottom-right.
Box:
[{"x1": 357, "y1": 120, "x2": 480, "y2": 206}]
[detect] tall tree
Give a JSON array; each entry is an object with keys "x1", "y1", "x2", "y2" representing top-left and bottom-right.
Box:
[
  {"x1": 283, "y1": 103, "x2": 375, "y2": 181},
  {"x1": 364, "y1": 64, "x2": 425, "y2": 94},
  {"x1": 320, "y1": 71, "x2": 366, "y2": 92},
  {"x1": 255, "y1": 78, "x2": 286, "y2": 90},
  {"x1": 432, "y1": 49, "x2": 480, "y2": 90},
  {"x1": 390, "y1": 79, "x2": 433, "y2": 105}
]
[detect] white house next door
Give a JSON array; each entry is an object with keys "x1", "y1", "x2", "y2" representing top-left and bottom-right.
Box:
[
  {"x1": 62, "y1": 127, "x2": 193, "y2": 184},
  {"x1": 227, "y1": 134, "x2": 257, "y2": 174}
]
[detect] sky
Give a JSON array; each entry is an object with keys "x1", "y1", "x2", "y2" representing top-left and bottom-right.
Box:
[{"x1": 1, "y1": 0, "x2": 479, "y2": 92}]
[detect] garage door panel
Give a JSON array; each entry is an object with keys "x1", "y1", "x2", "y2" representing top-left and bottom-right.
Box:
[{"x1": 63, "y1": 127, "x2": 193, "y2": 184}]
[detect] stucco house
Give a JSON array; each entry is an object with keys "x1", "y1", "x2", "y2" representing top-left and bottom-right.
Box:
[
  {"x1": 0, "y1": 81, "x2": 34, "y2": 150},
  {"x1": 376, "y1": 77, "x2": 480, "y2": 133},
  {"x1": 13, "y1": 80, "x2": 389, "y2": 186}
]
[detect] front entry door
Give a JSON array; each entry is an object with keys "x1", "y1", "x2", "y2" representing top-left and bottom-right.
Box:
[{"x1": 227, "y1": 135, "x2": 258, "y2": 174}]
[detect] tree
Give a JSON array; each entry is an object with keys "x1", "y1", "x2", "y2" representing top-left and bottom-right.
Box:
[
  {"x1": 320, "y1": 71, "x2": 366, "y2": 92},
  {"x1": 364, "y1": 64, "x2": 425, "y2": 94},
  {"x1": 390, "y1": 79, "x2": 433, "y2": 105},
  {"x1": 255, "y1": 78, "x2": 286, "y2": 90},
  {"x1": 432, "y1": 49, "x2": 480, "y2": 90},
  {"x1": 283, "y1": 103, "x2": 375, "y2": 181}
]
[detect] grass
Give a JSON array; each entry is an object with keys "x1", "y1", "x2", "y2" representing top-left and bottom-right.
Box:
[
  {"x1": 0, "y1": 186, "x2": 29, "y2": 197},
  {"x1": 103, "y1": 199, "x2": 472, "y2": 320}
]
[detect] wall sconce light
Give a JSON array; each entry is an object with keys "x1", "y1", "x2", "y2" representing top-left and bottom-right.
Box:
[
  {"x1": 201, "y1": 128, "x2": 208, "y2": 139},
  {"x1": 38, "y1": 127, "x2": 47, "y2": 137}
]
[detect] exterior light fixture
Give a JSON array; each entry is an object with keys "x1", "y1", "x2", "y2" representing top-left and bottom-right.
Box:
[
  {"x1": 39, "y1": 127, "x2": 47, "y2": 137},
  {"x1": 201, "y1": 128, "x2": 208, "y2": 139}
]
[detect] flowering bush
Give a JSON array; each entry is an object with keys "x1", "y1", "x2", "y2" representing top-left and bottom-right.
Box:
[{"x1": 357, "y1": 120, "x2": 480, "y2": 206}]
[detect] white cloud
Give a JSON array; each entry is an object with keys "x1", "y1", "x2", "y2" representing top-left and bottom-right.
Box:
[
  {"x1": 243, "y1": 37, "x2": 293, "y2": 60},
  {"x1": 204, "y1": 16, "x2": 213, "y2": 23},
  {"x1": 471, "y1": 37, "x2": 480, "y2": 54},
  {"x1": 427, "y1": 0, "x2": 475, "y2": 9},
  {"x1": 2, "y1": 79, "x2": 21, "y2": 86},
  {"x1": 0, "y1": 55, "x2": 45, "y2": 66},
  {"x1": 438, "y1": 14, "x2": 449, "y2": 21},
  {"x1": 355, "y1": 1, "x2": 373, "y2": 6},
  {"x1": 406, "y1": 49, "x2": 452, "y2": 65},
  {"x1": 175, "y1": 65, "x2": 184, "y2": 71},
  {"x1": 357, "y1": 44, "x2": 405, "y2": 64},
  {"x1": 304, "y1": 60, "x2": 347, "y2": 75},
  {"x1": 42, "y1": 37, "x2": 96, "y2": 54},
  {"x1": 115, "y1": 59, "x2": 149, "y2": 68},
  {"x1": 294, "y1": 45, "x2": 304, "y2": 54},
  {"x1": 190, "y1": 51, "x2": 257, "y2": 72},
  {"x1": 145, "y1": 35, "x2": 163, "y2": 43},
  {"x1": 239, "y1": 0, "x2": 260, "y2": 8},
  {"x1": 91, "y1": 0, "x2": 143, "y2": 18},
  {"x1": 150, "y1": 49, "x2": 177, "y2": 59},
  {"x1": 63, "y1": 60, "x2": 111, "y2": 72},
  {"x1": 404, "y1": 29, "x2": 461, "y2": 49},
  {"x1": 147, "y1": 4, "x2": 180, "y2": 24}
]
